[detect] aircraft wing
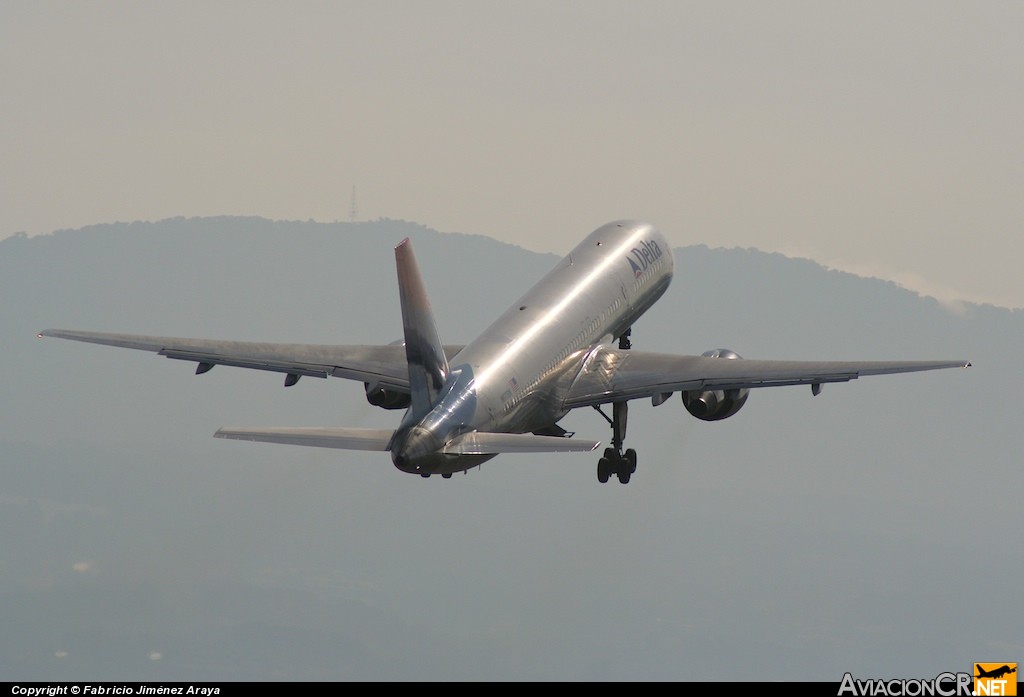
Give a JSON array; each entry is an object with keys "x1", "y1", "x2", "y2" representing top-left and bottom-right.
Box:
[
  {"x1": 38, "y1": 329, "x2": 463, "y2": 391},
  {"x1": 562, "y1": 346, "x2": 971, "y2": 408}
]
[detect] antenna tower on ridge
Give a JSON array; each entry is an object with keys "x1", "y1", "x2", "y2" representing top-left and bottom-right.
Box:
[{"x1": 349, "y1": 185, "x2": 358, "y2": 222}]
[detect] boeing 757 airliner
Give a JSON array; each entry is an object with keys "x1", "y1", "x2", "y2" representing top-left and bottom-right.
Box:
[{"x1": 40, "y1": 221, "x2": 970, "y2": 483}]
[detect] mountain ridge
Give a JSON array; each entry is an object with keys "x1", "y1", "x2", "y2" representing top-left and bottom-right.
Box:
[{"x1": 6, "y1": 215, "x2": 1017, "y2": 314}]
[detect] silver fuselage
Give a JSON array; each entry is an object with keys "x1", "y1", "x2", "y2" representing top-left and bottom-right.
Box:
[{"x1": 390, "y1": 220, "x2": 674, "y2": 474}]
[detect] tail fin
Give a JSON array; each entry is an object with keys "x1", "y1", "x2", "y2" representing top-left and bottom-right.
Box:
[{"x1": 395, "y1": 238, "x2": 450, "y2": 419}]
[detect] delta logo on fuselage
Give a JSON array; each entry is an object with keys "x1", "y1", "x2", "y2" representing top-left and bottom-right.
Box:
[{"x1": 627, "y1": 239, "x2": 663, "y2": 279}]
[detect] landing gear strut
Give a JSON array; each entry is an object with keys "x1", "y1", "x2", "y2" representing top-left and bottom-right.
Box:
[
  {"x1": 595, "y1": 328, "x2": 638, "y2": 484},
  {"x1": 594, "y1": 402, "x2": 638, "y2": 484}
]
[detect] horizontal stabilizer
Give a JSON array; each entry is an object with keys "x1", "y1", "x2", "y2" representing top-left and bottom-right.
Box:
[
  {"x1": 443, "y1": 431, "x2": 600, "y2": 455},
  {"x1": 214, "y1": 427, "x2": 394, "y2": 451}
]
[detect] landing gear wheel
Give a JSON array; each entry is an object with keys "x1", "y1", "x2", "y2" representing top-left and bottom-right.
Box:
[
  {"x1": 616, "y1": 449, "x2": 636, "y2": 483},
  {"x1": 597, "y1": 458, "x2": 611, "y2": 483},
  {"x1": 624, "y1": 448, "x2": 637, "y2": 472},
  {"x1": 442, "y1": 472, "x2": 452, "y2": 479}
]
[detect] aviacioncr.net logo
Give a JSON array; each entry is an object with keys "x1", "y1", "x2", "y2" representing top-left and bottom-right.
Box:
[
  {"x1": 974, "y1": 663, "x2": 1017, "y2": 696},
  {"x1": 838, "y1": 672, "x2": 973, "y2": 696}
]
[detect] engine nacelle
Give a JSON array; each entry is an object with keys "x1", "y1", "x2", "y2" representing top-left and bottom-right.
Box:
[
  {"x1": 682, "y1": 349, "x2": 749, "y2": 421},
  {"x1": 364, "y1": 382, "x2": 411, "y2": 410}
]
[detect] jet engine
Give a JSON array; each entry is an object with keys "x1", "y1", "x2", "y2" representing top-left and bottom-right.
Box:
[
  {"x1": 681, "y1": 349, "x2": 749, "y2": 421},
  {"x1": 364, "y1": 382, "x2": 411, "y2": 410},
  {"x1": 364, "y1": 337, "x2": 412, "y2": 409}
]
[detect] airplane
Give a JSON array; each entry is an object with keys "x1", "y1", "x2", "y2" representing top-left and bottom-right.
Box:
[
  {"x1": 976, "y1": 665, "x2": 1017, "y2": 680},
  {"x1": 39, "y1": 220, "x2": 971, "y2": 484}
]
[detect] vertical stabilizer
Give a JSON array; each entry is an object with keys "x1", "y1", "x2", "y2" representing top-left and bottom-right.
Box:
[{"x1": 395, "y1": 238, "x2": 450, "y2": 418}]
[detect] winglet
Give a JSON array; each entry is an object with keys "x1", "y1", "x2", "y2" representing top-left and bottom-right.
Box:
[{"x1": 395, "y1": 239, "x2": 450, "y2": 418}]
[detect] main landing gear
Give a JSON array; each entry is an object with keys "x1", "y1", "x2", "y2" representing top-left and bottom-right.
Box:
[
  {"x1": 594, "y1": 328, "x2": 637, "y2": 484},
  {"x1": 594, "y1": 401, "x2": 637, "y2": 484}
]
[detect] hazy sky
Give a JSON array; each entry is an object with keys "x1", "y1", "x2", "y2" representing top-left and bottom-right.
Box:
[{"x1": 3, "y1": 1, "x2": 1022, "y2": 307}]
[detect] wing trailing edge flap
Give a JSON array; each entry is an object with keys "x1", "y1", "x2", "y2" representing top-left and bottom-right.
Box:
[
  {"x1": 214, "y1": 427, "x2": 394, "y2": 451},
  {"x1": 443, "y1": 432, "x2": 601, "y2": 455}
]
